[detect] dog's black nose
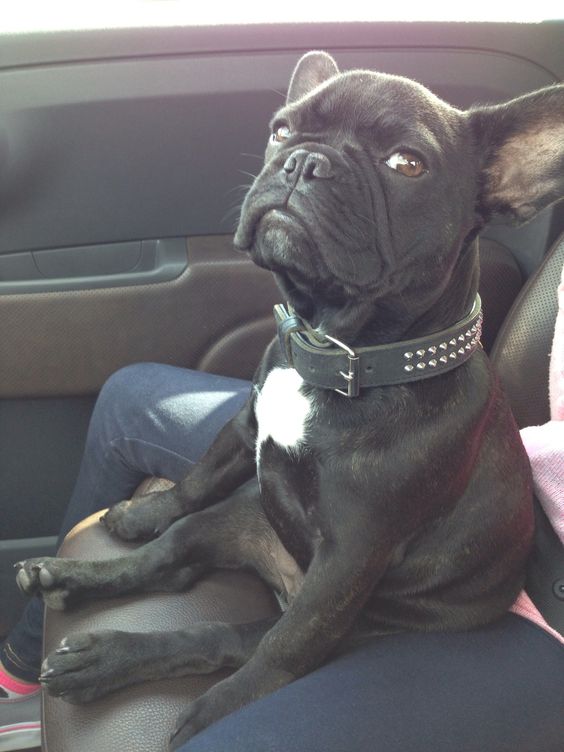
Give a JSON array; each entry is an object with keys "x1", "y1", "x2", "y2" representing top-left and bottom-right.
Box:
[{"x1": 283, "y1": 149, "x2": 334, "y2": 186}]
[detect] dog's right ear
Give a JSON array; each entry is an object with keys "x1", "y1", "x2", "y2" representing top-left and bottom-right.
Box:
[
  {"x1": 287, "y1": 51, "x2": 339, "y2": 104},
  {"x1": 470, "y1": 85, "x2": 564, "y2": 225}
]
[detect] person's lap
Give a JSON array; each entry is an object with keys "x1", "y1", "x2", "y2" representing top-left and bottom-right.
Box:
[
  {"x1": 56, "y1": 362, "x2": 252, "y2": 540},
  {"x1": 180, "y1": 614, "x2": 564, "y2": 752},
  {"x1": 2, "y1": 364, "x2": 251, "y2": 681}
]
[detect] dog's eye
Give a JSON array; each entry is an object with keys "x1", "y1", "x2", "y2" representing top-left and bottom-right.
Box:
[
  {"x1": 272, "y1": 125, "x2": 291, "y2": 143},
  {"x1": 385, "y1": 152, "x2": 427, "y2": 178}
]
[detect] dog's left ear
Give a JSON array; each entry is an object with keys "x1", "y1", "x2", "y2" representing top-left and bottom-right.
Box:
[
  {"x1": 470, "y1": 85, "x2": 564, "y2": 224},
  {"x1": 287, "y1": 51, "x2": 339, "y2": 103}
]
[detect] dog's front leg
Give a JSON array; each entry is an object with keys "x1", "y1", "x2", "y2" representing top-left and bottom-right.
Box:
[
  {"x1": 169, "y1": 539, "x2": 390, "y2": 748},
  {"x1": 103, "y1": 397, "x2": 258, "y2": 541},
  {"x1": 16, "y1": 479, "x2": 285, "y2": 610},
  {"x1": 39, "y1": 617, "x2": 279, "y2": 703},
  {"x1": 15, "y1": 517, "x2": 207, "y2": 610}
]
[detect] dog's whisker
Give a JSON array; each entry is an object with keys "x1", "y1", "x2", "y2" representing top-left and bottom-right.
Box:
[
  {"x1": 241, "y1": 153, "x2": 264, "y2": 161},
  {"x1": 220, "y1": 205, "x2": 244, "y2": 227},
  {"x1": 225, "y1": 183, "x2": 253, "y2": 197},
  {"x1": 238, "y1": 170, "x2": 259, "y2": 180}
]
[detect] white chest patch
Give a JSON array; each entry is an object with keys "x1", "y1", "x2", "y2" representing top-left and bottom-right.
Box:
[{"x1": 255, "y1": 367, "x2": 312, "y2": 457}]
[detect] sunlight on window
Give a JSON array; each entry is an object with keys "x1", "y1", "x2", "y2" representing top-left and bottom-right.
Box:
[{"x1": 1, "y1": 0, "x2": 562, "y2": 33}]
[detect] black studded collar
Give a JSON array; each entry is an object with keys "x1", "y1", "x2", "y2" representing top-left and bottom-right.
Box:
[{"x1": 274, "y1": 295, "x2": 483, "y2": 397}]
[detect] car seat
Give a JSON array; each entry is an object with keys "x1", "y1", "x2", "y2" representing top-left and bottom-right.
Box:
[{"x1": 40, "y1": 235, "x2": 564, "y2": 752}]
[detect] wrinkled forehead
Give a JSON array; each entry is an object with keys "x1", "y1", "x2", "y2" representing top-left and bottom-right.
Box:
[{"x1": 279, "y1": 70, "x2": 463, "y2": 152}]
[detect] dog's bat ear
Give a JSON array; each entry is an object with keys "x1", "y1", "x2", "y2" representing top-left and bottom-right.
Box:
[
  {"x1": 470, "y1": 85, "x2": 564, "y2": 224},
  {"x1": 287, "y1": 51, "x2": 339, "y2": 103}
]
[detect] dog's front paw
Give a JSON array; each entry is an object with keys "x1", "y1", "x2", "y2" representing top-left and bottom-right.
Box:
[
  {"x1": 169, "y1": 696, "x2": 217, "y2": 750},
  {"x1": 101, "y1": 499, "x2": 150, "y2": 541},
  {"x1": 39, "y1": 631, "x2": 136, "y2": 703},
  {"x1": 101, "y1": 489, "x2": 185, "y2": 542},
  {"x1": 15, "y1": 558, "x2": 74, "y2": 610},
  {"x1": 168, "y1": 659, "x2": 296, "y2": 749},
  {"x1": 169, "y1": 680, "x2": 246, "y2": 750},
  {"x1": 168, "y1": 664, "x2": 294, "y2": 749}
]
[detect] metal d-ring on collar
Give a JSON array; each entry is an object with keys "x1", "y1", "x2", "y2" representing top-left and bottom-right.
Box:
[{"x1": 273, "y1": 295, "x2": 483, "y2": 398}]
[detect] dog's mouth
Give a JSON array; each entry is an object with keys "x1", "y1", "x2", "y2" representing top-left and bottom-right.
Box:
[
  {"x1": 235, "y1": 205, "x2": 302, "y2": 252},
  {"x1": 250, "y1": 210, "x2": 322, "y2": 317},
  {"x1": 233, "y1": 161, "x2": 433, "y2": 341},
  {"x1": 234, "y1": 171, "x2": 386, "y2": 297},
  {"x1": 237, "y1": 206, "x2": 321, "y2": 276},
  {"x1": 256, "y1": 207, "x2": 307, "y2": 243}
]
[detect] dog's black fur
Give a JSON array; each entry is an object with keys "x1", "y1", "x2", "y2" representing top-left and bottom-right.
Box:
[{"x1": 16, "y1": 52, "x2": 564, "y2": 748}]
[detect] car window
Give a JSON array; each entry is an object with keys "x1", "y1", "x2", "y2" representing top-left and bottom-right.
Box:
[{"x1": 1, "y1": 0, "x2": 563, "y2": 33}]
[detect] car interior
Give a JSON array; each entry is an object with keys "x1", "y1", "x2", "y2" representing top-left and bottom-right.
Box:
[{"x1": 0, "y1": 14, "x2": 563, "y2": 752}]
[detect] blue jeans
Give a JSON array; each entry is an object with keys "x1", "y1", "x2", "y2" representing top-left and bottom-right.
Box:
[
  {"x1": 3, "y1": 364, "x2": 564, "y2": 751},
  {"x1": 1, "y1": 364, "x2": 250, "y2": 682}
]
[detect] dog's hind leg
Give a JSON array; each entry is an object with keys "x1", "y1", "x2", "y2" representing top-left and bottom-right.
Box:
[
  {"x1": 39, "y1": 616, "x2": 279, "y2": 703},
  {"x1": 15, "y1": 479, "x2": 299, "y2": 610}
]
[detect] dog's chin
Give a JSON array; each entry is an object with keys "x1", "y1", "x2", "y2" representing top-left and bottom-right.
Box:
[
  {"x1": 237, "y1": 210, "x2": 323, "y2": 318},
  {"x1": 235, "y1": 208, "x2": 298, "y2": 253},
  {"x1": 238, "y1": 209, "x2": 373, "y2": 328},
  {"x1": 247, "y1": 209, "x2": 317, "y2": 275}
]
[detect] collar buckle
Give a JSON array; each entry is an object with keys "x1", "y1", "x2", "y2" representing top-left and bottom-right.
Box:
[{"x1": 324, "y1": 334, "x2": 360, "y2": 397}]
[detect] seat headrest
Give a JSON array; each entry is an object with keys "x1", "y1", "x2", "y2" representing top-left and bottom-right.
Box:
[{"x1": 491, "y1": 233, "x2": 564, "y2": 429}]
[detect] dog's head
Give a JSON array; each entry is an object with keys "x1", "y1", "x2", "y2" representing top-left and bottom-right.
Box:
[{"x1": 234, "y1": 52, "x2": 564, "y2": 342}]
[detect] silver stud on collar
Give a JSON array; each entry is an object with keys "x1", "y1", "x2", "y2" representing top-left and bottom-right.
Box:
[{"x1": 401, "y1": 308, "x2": 481, "y2": 379}]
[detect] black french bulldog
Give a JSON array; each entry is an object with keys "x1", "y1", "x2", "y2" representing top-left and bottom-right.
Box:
[{"x1": 16, "y1": 52, "x2": 564, "y2": 748}]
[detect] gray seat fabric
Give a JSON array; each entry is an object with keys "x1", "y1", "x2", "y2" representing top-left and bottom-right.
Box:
[{"x1": 478, "y1": 238, "x2": 523, "y2": 354}]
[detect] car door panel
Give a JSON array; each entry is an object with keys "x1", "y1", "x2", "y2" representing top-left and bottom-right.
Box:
[
  {"x1": 0, "y1": 236, "x2": 278, "y2": 399},
  {"x1": 0, "y1": 238, "x2": 188, "y2": 294},
  {"x1": 0, "y1": 49, "x2": 557, "y2": 254}
]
